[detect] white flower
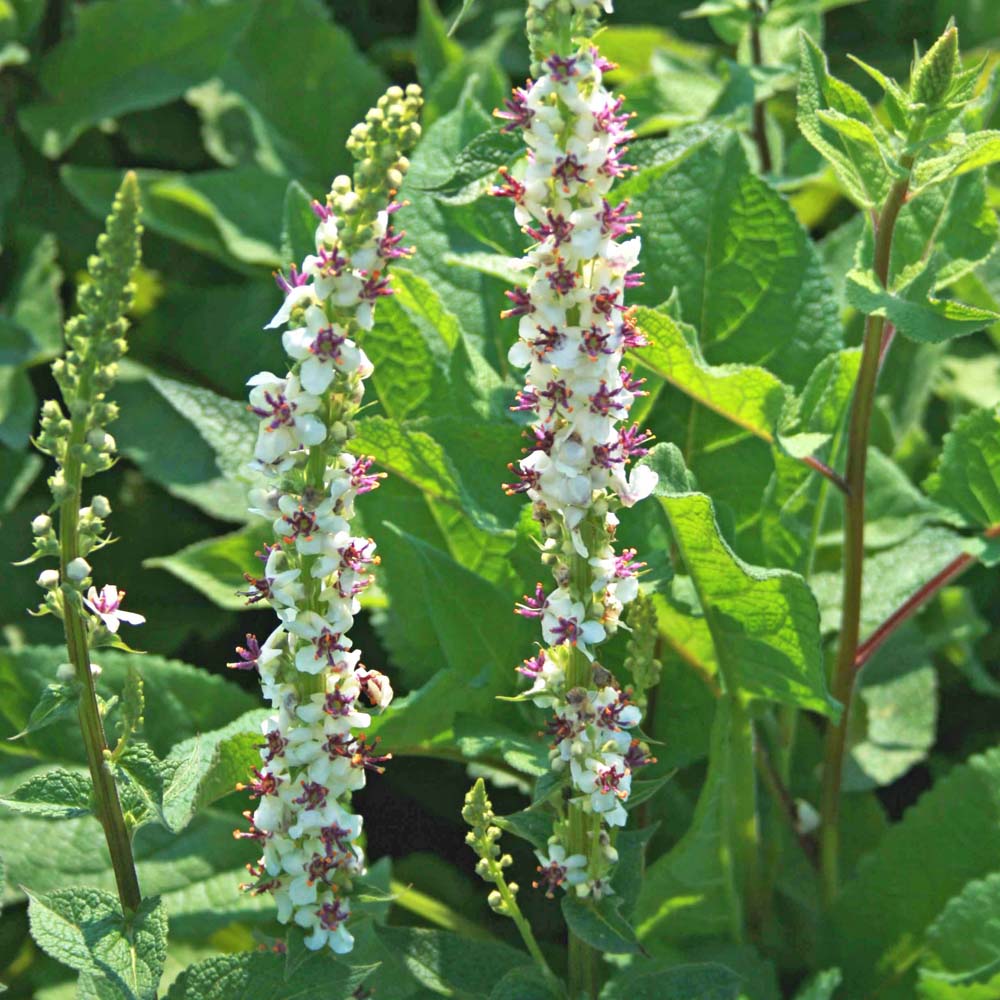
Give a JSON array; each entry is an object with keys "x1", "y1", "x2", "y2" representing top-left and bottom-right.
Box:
[
  {"x1": 248, "y1": 373, "x2": 326, "y2": 465},
  {"x1": 83, "y1": 585, "x2": 145, "y2": 633}
]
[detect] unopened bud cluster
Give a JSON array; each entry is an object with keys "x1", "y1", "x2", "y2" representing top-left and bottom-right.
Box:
[
  {"x1": 25, "y1": 177, "x2": 145, "y2": 645},
  {"x1": 496, "y1": 3, "x2": 657, "y2": 901},
  {"x1": 463, "y1": 780, "x2": 520, "y2": 918},
  {"x1": 233, "y1": 86, "x2": 422, "y2": 954}
]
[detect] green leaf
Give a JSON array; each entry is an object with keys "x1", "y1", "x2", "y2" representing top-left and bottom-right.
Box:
[
  {"x1": 631, "y1": 306, "x2": 793, "y2": 446},
  {"x1": 826, "y1": 745, "x2": 1000, "y2": 996},
  {"x1": 843, "y1": 626, "x2": 938, "y2": 792},
  {"x1": 27, "y1": 889, "x2": 166, "y2": 1000},
  {"x1": 612, "y1": 825, "x2": 660, "y2": 919},
  {"x1": 561, "y1": 895, "x2": 642, "y2": 956},
  {"x1": 919, "y1": 873, "x2": 1000, "y2": 995},
  {"x1": 167, "y1": 933, "x2": 376, "y2": 1000},
  {"x1": 924, "y1": 406, "x2": 1000, "y2": 530},
  {"x1": 0, "y1": 768, "x2": 91, "y2": 818},
  {"x1": 618, "y1": 126, "x2": 841, "y2": 386},
  {"x1": 373, "y1": 925, "x2": 532, "y2": 997},
  {"x1": 453, "y1": 714, "x2": 549, "y2": 777},
  {"x1": 602, "y1": 962, "x2": 743, "y2": 1000},
  {"x1": 797, "y1": 32, "x2": 891, "y2": 207},
  {"x1": 0, "y1": 646, "x2": 258, "y2": 762},
  {"x1": 648, "y1": 444, "x2": 836, "y2": 714},
  {"x1": 426, "y1": 127, "x2": 522, "y2": 204},
  {"x1": 62, "y1": 166, "x2": 286, "y2": 270},
  {"x1": 0, "y1": 365, "x2": 36, "y2": 449},
  {"x1": 280, "y1": 180, "x2": 315, "y2": 267},
  {"x1": 846, "y1": 258, "x2": 1000, "y2": 344},
  {"x1": 18, "y1": 0, "x2": 254, "y2": 157},
  {"x1": 913, "y1": 131, "x2": 1000, "y2": 194},
  {"x1": 634, "y1": 701, "x2": 739, "y2": 946},
  {"x1": 7, "y1": 231, "x2": 64, "y2": 362},
  {"x1": 113, "y1": 741, "x2": 168, "y2": 832},
  {"x1": 118, "y1": 666, "x2": 144, "y2": 748},
  {"x1": 489, "y1": 967, "x2": 559, "y2": 1000},
  {"x1": 793, "y1": 969, "x2": 843, "y2": 1000},
  {"x1": 161, "y1": 710, "x2": 269, "y2": 833},
  {"x1": 145, "y1": 521, "x2": 272, "y2": 611},
  {"x1": 9, "y1": 679, "x2": 79, "y2": 741},
  {"x1": 187, "y1": 0, "x2": 387, "y2": 186}
]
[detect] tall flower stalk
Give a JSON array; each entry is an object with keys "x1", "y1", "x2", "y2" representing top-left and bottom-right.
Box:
[
  {"x1": 26, "y1": 174, "x2": 145, "y2": 915},
  {"x1": 496, "y1": 1, "x2": 657, "y2": 993},
  {"x1": 234, "y1": 85, "x2": 422, "y2": 953}
]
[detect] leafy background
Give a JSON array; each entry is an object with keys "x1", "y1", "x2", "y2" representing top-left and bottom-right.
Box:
[{"x1": 0, "y1": 0, "x2": 998, "y2": 997}]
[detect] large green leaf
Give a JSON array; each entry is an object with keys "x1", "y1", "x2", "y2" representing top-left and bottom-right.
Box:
[
  {"x1": 826, "y1": 746, "x2": 1000, "y2": 997},
  {"x1": 918, "y1": 873, "x2": 1000, "y2": 997},
  {"x1": 0, "y1": 646, "x2": 257, "y2": 762},
  {"x1": 62, "y1": 166, "x2": 285, "y2": 270},
  {"x1": 27, "y1": 890, "x2": 166, "y2": 1000},
  {"x1": 617, "y1": 126, "x2": 841, "y2": 386},
  {"x1": 18, "y1": 0, "x2": 254, "y2": 157},
  {"x1": 602, "y1": 962, "x2": 743, "y2": 1000},
  {"x1": 649, "y1": 444, "x2": 836, "y2": 714},
  {"x1": 0, "y1": 768, "x2": 91, "y2": 819},
  {"x1": 185, "y1": 0, "x2": 386, "y2": 186},
  {"x1": 924, "y1": 406, "x2": 1000, "y2": 530}
]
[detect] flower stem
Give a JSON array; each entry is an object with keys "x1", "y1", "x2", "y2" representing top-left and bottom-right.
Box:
[
  {"x1": 59, "y1": 420, "x2": 142, "y2": 915},
  {"x1": 750, "y1": 11, "x2": 773, "y2": 174},
  {"x1": 819, "y1": 166, "x2": 912, "y2": 904}
]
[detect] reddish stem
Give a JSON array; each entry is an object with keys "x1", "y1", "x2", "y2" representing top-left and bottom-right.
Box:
[
  {"x1": 855, "y1": 523, "x2": 1000, "y2": 671},
  {"x1": 802, "y1": 455, "x2": 849, "y2": 494}
]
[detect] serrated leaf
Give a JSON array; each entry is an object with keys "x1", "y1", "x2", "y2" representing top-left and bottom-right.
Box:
[
  {"x1": 561, "y1": 894, "x2": 642, "y2": 956},
  {"x1": 145, "y1": 521, "x2": 273, "y2": 611},
  {"x1": 374, "y1": 925, "x2": 532, "y2": 996},
  {"x1": 118, "y1": 666, "x2": 144, "y2": 748},
  {"x1": 10, "y1": 679, "x2": 79, "y2": 741},
  {"x1": 923, "y1": 406, "x2": 1000, "y2": 530},
  {"x1": 797, "y1": 32, "x2": 891, "y2": 207},
  {"x1": 919, "y1": 872, "x2": 1000, "y2": 994},
  {"x1": 913, "y1": 131, "x2": 1000, "y2": 193},
  {"x1": 0, "y1": 768, "x2": 91, "y2": 818},
  {"x1": 631, "y1": 306, "x2": 793, "y2": 446},
  {"x1": 113, "y1": 741, "x2": 168, "y2": 831},
  {"x1": 846, "y1": 258, "x2": 1000, "y2": 344},
  {"x1": 648, "y1": 444, "x2": 836, "y2": 714},
  {"x1": 826, "y1": 745, "x2": 1000, "y2": 996},
  {"x1": 601, "y1": 962, "x2": 743, "y2": 1000},
  {"x1": 161, "y1": 710, "x2": 269, "y2": 833},
  {"x1": 165, "y1": 948, "x2": 376, "y2": 1000},
  {"x1": 617, "y1": 126, "x2": 841, "y2": 386},
  {"x1": 427, "y1": 127, "x2": 522, "y2": 204},
  {"x1": 27, "y1": 889, "x2": 166, "y2": 1000}
]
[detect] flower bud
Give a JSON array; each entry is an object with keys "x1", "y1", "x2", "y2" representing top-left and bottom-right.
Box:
[
  {"x1": 91, "y1": 495, "x2": 111, "y2": 517},
  {"x1": 31, "y1": 514, "x2": 52, "y2": 535},
  {"x1": 66, "y1": 557, "x2": 91, "y2": 582},
  {"x1": 37, "y1": 569, "x2": 60, "y2": 589}
]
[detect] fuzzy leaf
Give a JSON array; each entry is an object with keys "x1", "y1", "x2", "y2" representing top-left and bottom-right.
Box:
[
  {"x1": 826, "y1": 746, "x2": 1000, "y2": 996},
  {"x1": 793, "y1": 969, "x2": 843, "y2": 1000},
  {"x1": 648, "y1": 444, "x2": 836, "y2": 714},
  {"x1": 602, "y1": 962, "x2": 743, "y2": 1000},
  {"x1": 27, "y1": 889, "x2": 167, "y2": 1000},
  {"x1": 373, "y1": 925, "x2": 532, "y2": 996},
  {"x1": 617, "y1": 126, "x2": 841, "y2": 386},
  {"x1": 913, "y1": 131, "x2": 1000, "y2": 193},
  {"x1": 10, "y1": 679, "x2": 79, "y2": 741},
  {"x1": 166, "y1": 947, "x2": 376, "y2": 1000},
  {"x1": 846, "y1": 258, "x2": 1000, "y2": 344},
  {"x1": 0, "y1": 768, "x2": 91, "y2": 818},
  {"x1": 797, "y1": 32, "x2": 891, "y2": 207},
  {"x1": 919, "y1": 872, "x2": 1000, "y2": 994},
  {"x1": 923, "y1": 406, "x2": 1000, "y2": 530},
  {"x1": 562, "y1": 895, "x2": 642, "y2": 956},
  {"x1": 18, "y1": 0, "x2": 253, "y2": 157}
]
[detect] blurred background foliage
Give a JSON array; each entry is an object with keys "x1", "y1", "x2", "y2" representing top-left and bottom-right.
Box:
[{"x1": 0, "y1": 0, "x2": 998, "y2": 997}]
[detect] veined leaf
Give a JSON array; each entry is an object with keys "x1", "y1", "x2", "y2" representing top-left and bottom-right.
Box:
[
  {"x1": 0, "y1": 768, "x2": 91, "y2": 818},
  {"x1": 649, "y1": 444, "x2": 836, "y2": 714},
  {"x1": 913, "y1": 131, "x2": 1000, "y2": 193},
  {"x1": 924, "y1": 406, "x2": 1000, "y2": 530},
  {"x1": 602, "y1": 962, "x2": 743, "y2": 1000},
  {"x1": 562, "y1": 895, "x2": 642, "y2": 955},
  {"x1": 27, "y1": 890, "x2": 167, "y2": 1000}
]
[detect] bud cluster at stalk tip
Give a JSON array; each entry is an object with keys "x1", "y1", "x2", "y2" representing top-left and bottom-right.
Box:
[
  {"x1": 28, "y1": 174, "x2": 145, "y2": 646},
  {"x1": 495, "y1": 2, "x2": 658, "y2": 900},
  {"x1": 233, "y1": 85, "x2": 422, "y2": 954}
]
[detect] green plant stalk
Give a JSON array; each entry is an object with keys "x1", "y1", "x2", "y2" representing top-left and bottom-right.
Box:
[
  {"x1": 819, "y1": 165, "x2": 912, "y2": 903},
  {"x1": 59, "y1": 415, "x2": 142, "y2": 916}
]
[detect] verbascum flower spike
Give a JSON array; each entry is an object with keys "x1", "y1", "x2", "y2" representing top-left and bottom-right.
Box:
[
  {"x1": 234, "y1": 85, "x2": 422, "y2": 954},
  {"x1": 24, "y1": 172, "x2": 146, "y2": 915},
  {"x1": 495, "y1": 1, "x2": 657, "y2": 900}
]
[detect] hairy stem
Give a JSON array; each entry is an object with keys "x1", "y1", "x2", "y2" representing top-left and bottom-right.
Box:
[
  {"x1": 819, "y1": 167, "x2": 912, "y2": 903},
  {"x1": 60, "y1": 423, "x2": 142, "y2": 915},
  {"x1": 750, "y1": 18, "x2": 773, "y2": 174}
]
